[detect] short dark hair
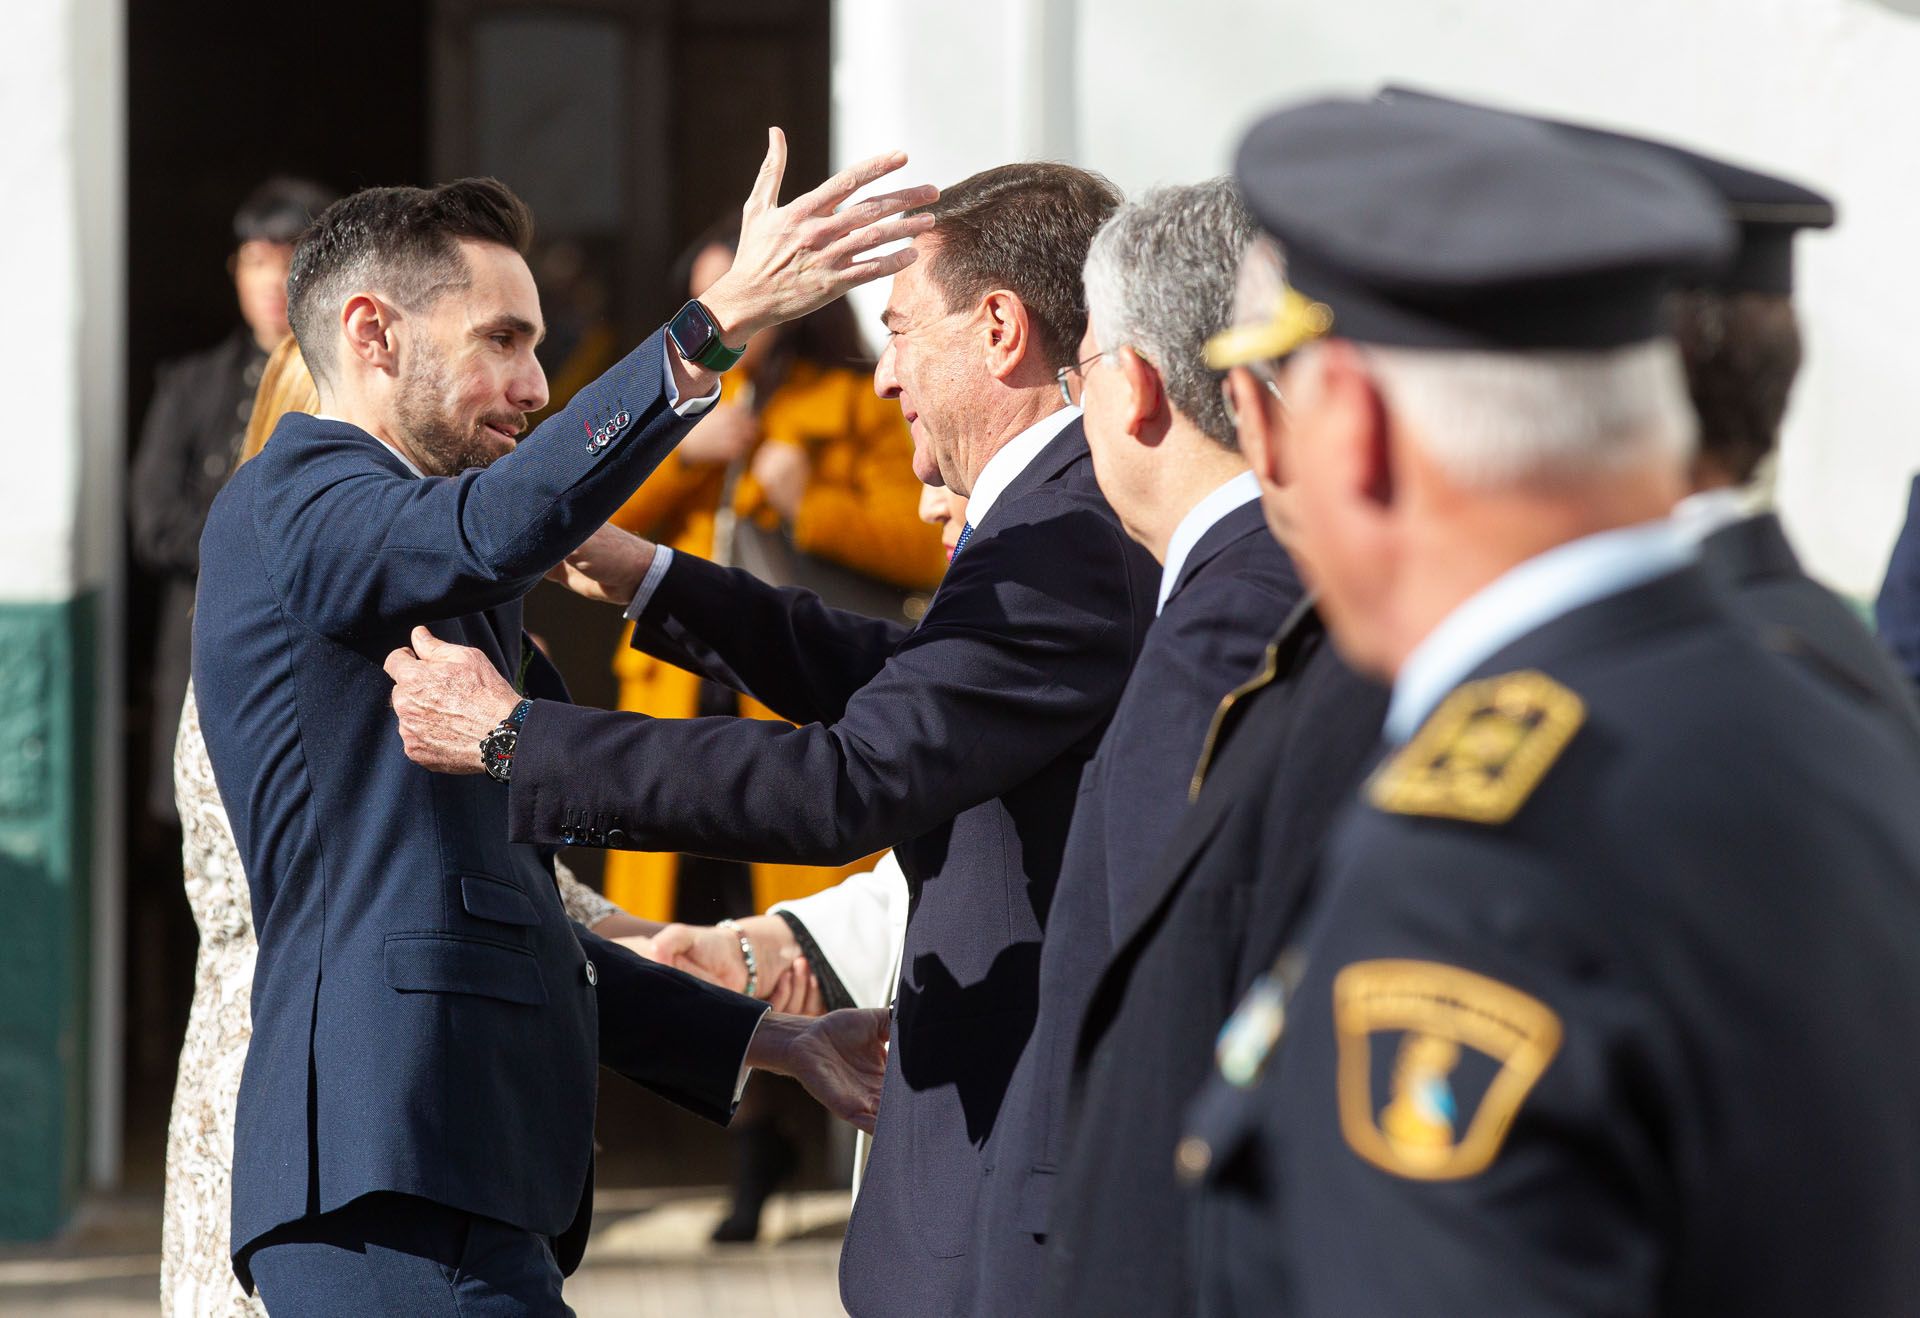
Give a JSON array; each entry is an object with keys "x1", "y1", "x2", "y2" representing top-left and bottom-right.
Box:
[
  {"x1": 913, "y1": 162, "x2": 1122, "y2": 370},
  {"x1": 287, "y1": 177, "x2": 535, "y2": 383},
  {"x1": 1671, "y1": 290, "x2": 1803, "y2": 485},
  {"x1": 234, "y1": 177, "x2": 336, "y2": 247}
]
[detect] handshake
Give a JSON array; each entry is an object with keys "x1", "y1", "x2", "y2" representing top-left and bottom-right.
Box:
[{"x1": 620, "y1": 914, "x2": 829, "y2": 1016}]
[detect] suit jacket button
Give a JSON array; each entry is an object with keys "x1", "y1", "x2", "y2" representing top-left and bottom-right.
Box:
[
  {"x1": 562, "y1": 831, "x2": 577, "y2": 846},
  {"x1": 584, "y1": 959, "x2": 598, "y2": 987},
  {"x1": 587, "y1": 828, "x2": 606, "y2": 847},
  {"x1": 606, "y1": 827, "x2": 629, "y2": 847}
]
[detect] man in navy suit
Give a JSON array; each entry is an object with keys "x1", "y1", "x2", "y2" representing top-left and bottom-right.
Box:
[
  {"x1": 388, "y1": 162, "x2": 1161, "y2": 1316},
  {"x1": 966, "y1": 179, "x2": 1301, "y2": 1310},
  {"x1": 194, "y1": 136, "x2": 931, "y2": 1313}
]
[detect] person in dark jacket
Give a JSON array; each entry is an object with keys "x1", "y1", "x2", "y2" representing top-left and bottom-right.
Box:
[
  {"x1": 130, "y1": 176, "x2": 334, "y2": 821},
  {"x1": 1040, "y1": 230, "x2": 1388, "y2": 1318}
]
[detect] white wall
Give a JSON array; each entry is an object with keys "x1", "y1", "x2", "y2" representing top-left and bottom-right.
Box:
[{"x1": 836, "y1": 0, "x2": 1920, "y2": 596}]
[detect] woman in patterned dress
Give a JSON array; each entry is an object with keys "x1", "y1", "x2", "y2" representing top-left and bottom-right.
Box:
[{"x1": 159, "y1": 337, "x2": 654, "y2": 1315}]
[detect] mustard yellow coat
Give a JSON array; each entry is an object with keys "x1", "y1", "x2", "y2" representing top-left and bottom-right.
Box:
[{"x1": 603, "y1": 362, "x2": 946, "y2": 920}]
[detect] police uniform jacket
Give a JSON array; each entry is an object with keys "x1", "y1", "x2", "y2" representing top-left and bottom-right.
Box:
[
  {"x1": 193, "y1": 335, "x2": 768, "y2": 1284},
  {"x1": 971, "y1": 496, "x2": 1302, "y2": 1313},
  {"x1": 506, "y1": 416, "x2": 1160, "y2": 1317},
  {"x1": 1185, "y1": 554, "x2": 1920, "y2": 1317},
  {"x1": 1041, "y1": 599, "x2": 1386, "y2": 1317},
  {"x1": 1700, "y1": 509, "x2": 1920, "y2": 742}
]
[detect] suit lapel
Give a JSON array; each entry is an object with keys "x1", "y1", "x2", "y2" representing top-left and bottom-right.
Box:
[
  {"x1": 1164, "y1": 501, "x2": 1267, "y2": 607},
  {"x1": 968, "y1": 417, "x2": 1088, "y2": 543}
]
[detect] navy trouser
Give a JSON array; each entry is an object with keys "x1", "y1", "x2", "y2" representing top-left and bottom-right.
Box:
[{"x1": 246, "y1": 1192, "x2": 572, "y2": 1316}]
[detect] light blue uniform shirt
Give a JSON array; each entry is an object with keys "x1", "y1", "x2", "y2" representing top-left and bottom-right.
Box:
[{"x1": 1384, "y1": 518, "x2": 1697, "y2": 744}]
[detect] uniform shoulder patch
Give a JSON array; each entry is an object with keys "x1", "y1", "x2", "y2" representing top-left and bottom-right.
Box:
[
  {"x1": 1332, "y1": 959, "x2": 1562, "y2": 1181},
  {"x1": 1369, "y1": 669, "x2": 1584, "y2": 825}
]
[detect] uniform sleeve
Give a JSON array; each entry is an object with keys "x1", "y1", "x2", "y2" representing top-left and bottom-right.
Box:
[{"x1": 1260, "y1": 823, "x2": 1675, "y2": 1318}]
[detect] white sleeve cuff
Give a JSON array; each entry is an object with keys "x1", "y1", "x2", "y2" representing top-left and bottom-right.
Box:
[
  {"x1": 622, "y1": 546, "x2": 677, "y2": 620},
  {"x1": 662, "y1": 340, "x2": 723, "y2": 416},
  {"x1": 734, "y1": 1006, "x2": 771, "y2": 1103}
]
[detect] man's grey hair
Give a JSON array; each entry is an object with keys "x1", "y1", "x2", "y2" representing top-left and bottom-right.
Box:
[
  {"x1": 1354, "y1": 341, "x2": 1697, "y2": 487},
  {"x1": 1082, "y1": 179, "x2": 1256, "y2": 448}
]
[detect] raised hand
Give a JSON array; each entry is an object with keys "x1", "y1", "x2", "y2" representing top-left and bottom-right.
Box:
[{"x1": 698, "y1": 128, "x2": 937, "y2": 348}]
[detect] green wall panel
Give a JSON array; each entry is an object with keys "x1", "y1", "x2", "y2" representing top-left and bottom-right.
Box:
[{"x1": 0, "y1": 595, "x2": 95, "y2": 1240}]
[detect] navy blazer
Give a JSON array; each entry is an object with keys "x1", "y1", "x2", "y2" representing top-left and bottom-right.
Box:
[
  {"x1": 1876, "y1": 474, "x2": 1920, "y2": 691},
  {"x1": 969, "y1": 500, "x2": 1301, "y2": 1311},
  {"x1": 1042, "y1": 601, "x2": 1387, "y2": 1317},
  {"x1": 1697, "y1": 512, "x2": 1920, "y2": 743},
  {"x1": 507, "y1": 418, "x2": 1160, "y2": 1316},
  {"x1": 1184, "y1": 569, "x2": 1920, "y2": 1316},
  {"x1": 193, "y1": 334, "x2": 767, "y2": 1281}
]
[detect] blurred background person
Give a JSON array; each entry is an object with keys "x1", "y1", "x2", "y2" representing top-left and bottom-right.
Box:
[
  {"x1": 129, "y1": 176, "x2": 335, "y2": 829},
  {"x1": 161, "y1": 338, "x2": 654, "y2": 1316}
]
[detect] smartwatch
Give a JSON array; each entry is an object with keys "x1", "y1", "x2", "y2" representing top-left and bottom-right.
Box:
[
  {"x1": 481, "y1": 697, "x2": 535, "y2": 784},
  {"x1": 667, "y1": 299, "x2": 746, "y2": 372}
]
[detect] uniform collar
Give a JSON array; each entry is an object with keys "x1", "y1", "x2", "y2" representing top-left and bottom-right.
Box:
[
  {"x1": 1670, "y1": 485, "x2": 1758, "y2": 544},
  {"x1": 964, "y1": 406, "x2": 1080, "y2": 528},
  {"x1": 1385, "y1": 517, "x2": 1696, "y2": 743},
  {"x1": 1158, "y1": 470, "x2": 1262, "y2": 615}
]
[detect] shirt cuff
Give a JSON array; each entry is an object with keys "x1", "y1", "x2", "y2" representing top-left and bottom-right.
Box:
[
  {"x1": 662, "y1": 340, "x2": 722, "y2": 416},
  {"x1": 735, "y1": 1005, "x2": 772, "y2": 1103},
  {"x1": 622, "y1": 545, "x2": 676, "y2": 620}
]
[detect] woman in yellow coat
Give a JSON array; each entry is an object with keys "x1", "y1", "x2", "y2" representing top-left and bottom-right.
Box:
[{"x1": 604, "y1": 219, "x2": 947, "y2": 926}]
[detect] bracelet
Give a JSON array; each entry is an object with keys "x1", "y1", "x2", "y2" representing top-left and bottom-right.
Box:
[{"x1": 718, "y1": 918, "x2": 758, "y2": 998}]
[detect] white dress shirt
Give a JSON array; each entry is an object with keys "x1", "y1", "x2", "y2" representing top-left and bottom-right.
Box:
[
  {"x1": 1384, "y1": 518, "x2": 1697, "y2": 744},
  {"x1": 1156, "y1": 470, "x2": 1261, "y2": 616}
]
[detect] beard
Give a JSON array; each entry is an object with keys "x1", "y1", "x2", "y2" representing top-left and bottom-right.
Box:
[{"x1": 391, "y1": 338, "x2": 524, "y2": 477}]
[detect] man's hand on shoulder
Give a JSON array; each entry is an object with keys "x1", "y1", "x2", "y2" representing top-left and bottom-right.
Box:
[
  {"x1": 746, "y1": 1008, "x2": 889, "y2": 1133},
  {"x1": 385, "y1": 626, "x2": 520, "y2": 774},
  {"x1": 545, "y1": 522, "x2": 656, "y2": 607}
]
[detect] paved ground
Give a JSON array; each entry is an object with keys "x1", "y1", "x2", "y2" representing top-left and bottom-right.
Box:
[{"x1": 0, "y1": 1187, "x2": 848, "y2": 1316}]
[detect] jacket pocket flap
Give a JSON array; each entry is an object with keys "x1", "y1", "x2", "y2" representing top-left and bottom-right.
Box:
[
  {"x1": 384, "y1": 933, "x2": 548, "y2": 1006},
  {"x1": 460, "y1": 874, "x2": 538, "y2": 926}
]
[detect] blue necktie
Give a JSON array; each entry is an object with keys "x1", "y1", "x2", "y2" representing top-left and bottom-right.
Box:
[{"x1": 952, "y1": 521, "x2": 975, "y2": 557}]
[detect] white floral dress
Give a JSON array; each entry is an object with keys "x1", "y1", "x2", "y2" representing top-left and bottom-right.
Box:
[{"x1": 160, "y1": 682, "x2": 618, "y2": 1315}]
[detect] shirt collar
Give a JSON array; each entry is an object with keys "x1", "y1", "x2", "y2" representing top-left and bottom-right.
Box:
[
  {"x1": 1384, "y1": 517, "x2": 1696, "y2": 743},
  {"x1": 1157, "y1": 470, "x2": 1262, "y2": 615},
  {"x1": 1670, "y1": 485, "x2": 1758, "y2": 544},
  {"x1": 315, "y1": 413, "x2": 426, "y2": 480},
  {"x1": 965, "y1": 406, "x2": 1080, "y2": 529}
]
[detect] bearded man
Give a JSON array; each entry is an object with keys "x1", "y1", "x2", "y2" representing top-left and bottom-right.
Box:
[{"x1": 193, "y1": 141, "x2": 927, "y2": 1314}]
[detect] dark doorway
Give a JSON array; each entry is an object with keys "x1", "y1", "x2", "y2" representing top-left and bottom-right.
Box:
[{"x1": 122, "y1": 1, "x2": 432, "y2": 1188}]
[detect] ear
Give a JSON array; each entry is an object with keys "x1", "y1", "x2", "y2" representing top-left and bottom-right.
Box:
[
  {"x1": 1116, "y1": 348, "x2": 1167, "y2": 443},
  {"x1": 1229, "y1": 367, "x2": 1285, "y2": 489},
  {"x1": 1317, "y1": 341, "x2": 1394, "y2": 512},
  {"x1": 978, "y1": 290, "x2": 1035, "y2": 382},
  {"x1": 341, "y1": 294, "x2": 401, "y2": 376}
]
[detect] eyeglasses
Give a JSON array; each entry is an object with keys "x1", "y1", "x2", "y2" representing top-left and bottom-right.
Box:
[{"x1": 1054, "y1": 351, "x2": 1108, "y2": 407}]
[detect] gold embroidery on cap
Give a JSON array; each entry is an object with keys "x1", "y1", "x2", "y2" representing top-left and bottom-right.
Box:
[
  {"x1": 1369, "y1": 670, "x2": 1584, "y2": 825},
  {"x1": 1333, "y1": 959, "x2": 1562, "y2": 1181}
]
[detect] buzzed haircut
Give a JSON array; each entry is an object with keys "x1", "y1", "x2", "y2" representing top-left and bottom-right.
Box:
[
  {"x1": 913, "y1": 162, "x2": 1122, "y2": 370},
  {"x1": 286, "y1": 177, "x2": 535, "y2": 383},
  {"x1": 1671, "y1": 290, "x2": 1803, "y2": 486}
]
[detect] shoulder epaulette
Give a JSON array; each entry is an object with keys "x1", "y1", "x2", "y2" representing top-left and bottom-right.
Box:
[{"x1": 1369, "y1": 669, "x2": 1584, "y2": 825}]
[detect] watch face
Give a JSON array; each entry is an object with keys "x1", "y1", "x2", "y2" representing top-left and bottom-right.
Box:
[
  {"x1": 482, "y1": 726, "x2": 519, "y2": 782},
  {"x1": 669, "y1": 301, "x2": 718, "y2": 358}
]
